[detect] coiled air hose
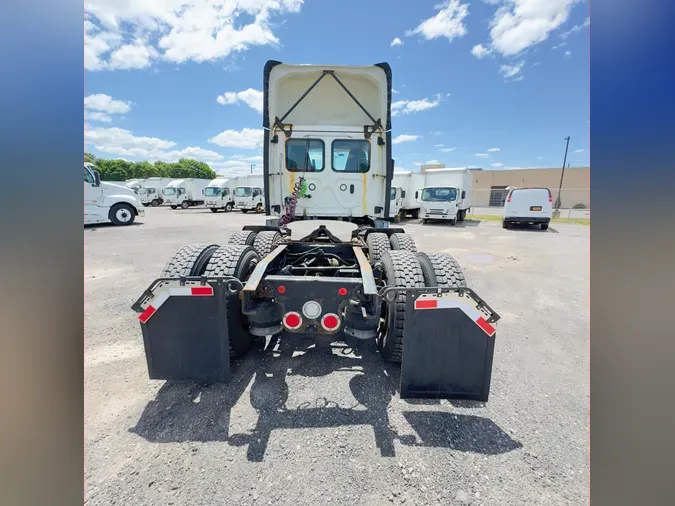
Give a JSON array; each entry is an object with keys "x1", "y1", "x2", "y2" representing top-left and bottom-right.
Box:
[{"x1": 279, "y1": 176, "x2": 307, "y2": 226}]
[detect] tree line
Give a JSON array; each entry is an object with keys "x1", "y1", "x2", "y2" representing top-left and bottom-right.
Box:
[{"x1": 85, "y1": 153, "x2": 217, "y2": 181}]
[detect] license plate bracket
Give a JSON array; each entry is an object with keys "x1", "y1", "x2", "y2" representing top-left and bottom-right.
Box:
[{"x1": 530, "y1": 206, "x2": 542, "y2": 211}]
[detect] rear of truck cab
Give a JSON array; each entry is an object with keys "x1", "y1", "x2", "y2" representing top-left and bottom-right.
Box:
[{"x1": 503, "y1": 187, "x2": 553, "y2": 229}]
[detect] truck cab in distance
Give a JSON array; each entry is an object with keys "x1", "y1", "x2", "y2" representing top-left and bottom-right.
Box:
[
  {"x1": 390, "y1": 169, "x2": 423, "y2": 221},
  {"x1": 163, "y1": 178, "x2": 210, "y2": 209},
  {"x1": 204, "y1": 177, "x2": 236, "y2": 212},
  {"x1": 138, "y1": 177, "x2": 174, "y2": 207},
  {"x1": 84, "y1": 164, "x2": 145, "y2": 226},
  {"x1": 421, "y1": 168, "x2": 473, "y2": 225},
  {"x1": 234, "y1": 174, "x2": 265, "y2": 213}
]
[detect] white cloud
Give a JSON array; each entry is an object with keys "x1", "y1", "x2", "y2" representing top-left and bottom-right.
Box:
[
  {"x1": 432, "y1": 131, "x2": 443, "y2": 136},
  {"x1": 392, "y1": 134, "x2": 422, "y2": 144},
  {"x1": 84, "y1": 1, "x2": 304, "y2": 71},
  {"x1": 537, "y1": 155, "x2": 544, "y2": 159},
  {"x1": 533, "y1": 61, "x2": 542, "y2": 67},
  {"x1": 392, "y1": 95, "x2": 442, "y2": 116},
  {"x1": 392, "y1": 88, "x2": 400, "y2": 94},
  {"x1": 391, "y1": 37, "x2": 404, "y2": 47},
  {"x1": 551, "y1": 41, "x2": 567, "y2": 50},
  {"x1": 85, "y1": 93, "x2": 132, "y2": 114},
  {"x1": 434, "y1": 144, "x2": 444, "y2": 147},
  {"x1": 85, "y1": 125, "x2": 224, "y2": 162},
  {"x1": 491, "y1": 162, "x2": 505, "y2": 167},
  {"x1": 499, "y1": 60, "x2": 525, "y2": 79},
  {"x1": 407, "y1": 0, "x2": 469, "y2": 42},
  {"x1": 573, "y1": 149, "x2": 584, "y2": 153},
  {"x1": 232, "y1": 154, "x2": 264, "y2": 163},
  {"x1": 86, "y1": 111, "x2": 112, "y2": 123},
  {"x1": 209, "y1": 127, "x2": 264, "y2": 150},
  {"x1": 488, "y1": 0, "x2": 582, "y2": 57},
  {"x1": 560, "y1": 16, "x2": 590, "y2": 40},
  {"x1": 564, "y1": 50, "x2": 572, "y2": 58},
  {"x1": 475, "y1": 153, "x2": 489, "y2": 158},
  {"x1": 487, "y1": 147, "x2": 500, "y2": 152},
  {"x1": 216, "y1": 89, "x2": 264, "y2": 114},
  {"x1": 211, "y1": 160, "x2": 263, "y2": 177},
  {"x1": 424, "y1": 159, "x2": 441, "y2": 165},
  {"x1": 439, "y1": 147, "x2": 457, "y2": 152},
  {"x1": 471, "y1": 44, "x2": 492, "y2": 58}
]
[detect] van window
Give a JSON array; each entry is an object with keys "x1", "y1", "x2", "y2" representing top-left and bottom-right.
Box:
[
  {"x1": 332, "y1": 140, "x2": 370, "y2": 173},
  {"x1": 286, "y1": 139, "x2": 324, "y2": 172}
]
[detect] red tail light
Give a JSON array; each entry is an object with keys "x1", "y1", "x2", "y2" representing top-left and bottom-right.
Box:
[
  {"x1": 506, "y1": 193, "x2": 512, "y2": 203},
  {"x1": 321, "y1": 313, "x2": 340, "y2": 331},
  {"x1": 283, "y1": 312, "x2": 302, "y2": 330},
  {"x1": 338, "y1": 287, "x2": 348, "y2": 296},
  {"x1": 548, "y1": 192, "x2": 552, "y2": 203}
]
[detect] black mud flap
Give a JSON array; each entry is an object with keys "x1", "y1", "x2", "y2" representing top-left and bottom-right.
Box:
[
  {"x1": 393, "y1": 287, "x2": 500, "y2": 402},
  {"x1": 131, "y1": 277, "x2": 242, "y2": 383}
]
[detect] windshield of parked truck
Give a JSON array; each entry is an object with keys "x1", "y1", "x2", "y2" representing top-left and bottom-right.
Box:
[
  {"x1": 235, "y1": 187, "x2": 252, "y2": 197},
  {"x1": 421, "y1": 187, "x2": 457, "y2": 202},
  {"x1": 204, "y1": 187, "x2": 221, "y2": 197},
  {"x1": 164, "y1": 187, "x2": 176, "y2": 196},
  {"x1": 137, "y1": 187, "x2": 147, "y2": 195},
  {"x1": 390, "y1": 187, "x2": 397, "y2": 200}
]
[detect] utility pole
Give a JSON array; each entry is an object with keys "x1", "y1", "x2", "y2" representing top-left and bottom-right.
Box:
[
  {"x1": 250, "y1": 164, "x2": 256, "y2": 174},
  {"x1": 554, "y1": 136, "x2": 570, "y2": 213}
]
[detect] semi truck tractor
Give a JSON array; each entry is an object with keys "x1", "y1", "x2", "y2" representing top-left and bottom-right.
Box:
[
  {"x1": 85, "y1": 164, "x2": 145, "y2": 225},
  {"x1": 234, "y1": 174, "x2": 265, "y2": 213},
  {"x1": 420, "y1": 168, "x2": 473, "y2": 225},
  {"x1": 132, "y1": 62, "x2": 500, "y2": 408},
  {"x1": 162, "y1": 178, "x2": 210, "y2": 209},
  {"x1": 204, "y1": 177, "x2": 236, "y2": 212},
  {"x1": 390, "y1": 169, "x2": 424, "y2": 220},
  {"x1": 138, "y1": 177, "x2": 174, "y2": 206}
]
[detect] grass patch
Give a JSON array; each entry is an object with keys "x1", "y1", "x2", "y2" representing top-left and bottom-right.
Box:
[{"x1": 467, "y1": 214, "x2": 590, "y2": 226}]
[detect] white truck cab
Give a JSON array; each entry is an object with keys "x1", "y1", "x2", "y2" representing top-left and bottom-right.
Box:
[
  {"x1": 204, "y1": 177, "x2": 236, "y2": 212},
  {"x1": 421, "y1": 168, "x2": 473, "y2": 225},
  {"x1": 163, "y1": 178, "x2": 209, "y2": 209},
  {"x1": 263, "y1": 63, "x2": 391, "y2": 224},
  {"x1": 84, "y1": 163, "x2": 145, "y2": 226},
  {"x1": 137, "y1": 177, "x2": 174, "y2": 207},
  {"x1": 124, "y1": 179, "x2": 145, "y2": 194},
  {"x1": 234, "y1": 174, "x2": 265, "y2": 213}
]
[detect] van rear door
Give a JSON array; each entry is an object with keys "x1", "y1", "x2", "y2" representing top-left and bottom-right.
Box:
[{"x1": 505, "y1": 188, "x2": 552, "y2": 218}]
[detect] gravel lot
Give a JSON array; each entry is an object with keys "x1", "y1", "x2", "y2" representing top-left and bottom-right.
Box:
[{"x1": 85, "y1": 207, "x2": 589, "y2": 506}]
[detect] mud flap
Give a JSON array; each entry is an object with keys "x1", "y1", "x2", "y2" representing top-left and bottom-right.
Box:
[
  {"x1": 397, "y1": 288, "x2": 500, "y2": 401},
  {"x1": 132, "y1": 278, "x2": 241, "y2": 383}
]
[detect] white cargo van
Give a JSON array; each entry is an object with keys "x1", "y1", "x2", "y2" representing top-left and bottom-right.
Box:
[
  {"x1": 162, "y1": 178, "x2": 210, "y2": 209},
  {"x1": 502, "y1": 187, "x2": 553, "y2": 230},
  {"x1": 390, "y1": 170, "x2": 424, "y2": 220},
  {"x1": 204, "y1": 177, "x2": 236, "y2": 212},
  {"x1": 85, "y1": 164, "x2": 145, "y2": 226},
  {"x1": 138, "y1": 177, "x2": 174, "y2": 206},
  {"x1": 420, "y1": 168, "x2": 473, "y2": 225},
  {"x1": 234, "y1": 174, "x2": 265, "y2": 213}
]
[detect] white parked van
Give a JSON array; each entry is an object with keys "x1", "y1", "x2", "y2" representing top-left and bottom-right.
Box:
[
  {"x1": 420, "y1": 168, "x2": 473, "y2": 225},
  {"x1": 234, "y1": 174, "x2": 265, "y2": 213},
  {"x1": 85, "y1": 164, "x2": 145, "y2": 226},
  {"x1": 138, "y1": 177, "x2": 174, "y2": 206},
  {"x1": 502, "y1": 187, "x2": 553, "y2": 230},
  {"x1": 163, "y1": 178, "x2": 210, "y2": 209},
  {"x1": 204, "y1": 177, "x2": 236, "y2": 212}
]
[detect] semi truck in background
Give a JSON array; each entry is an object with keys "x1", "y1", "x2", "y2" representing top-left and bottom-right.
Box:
[
  {"x1": 204, "y1": 177, "x2": 236, "y2": 212},
  {"x1": 162, "y1": 178, "x2": 210, "y2": 209},
  {"x1": 124, "y1": 179, "x2": 146, "y2": 194},
  {"x1": 137, "y1": 177, "x2": 174, "y2": 207},
  {"x1": 85, "y1": 163, "x2": 145, "y2": 226},
  {"x1": 420, "y1": 168, "x2": 473, "y2": 225},
  {"x1": 234, "y1": 174, "x2": 265, "y2": 213},
  {"x1": 390, "y1": 169, "x2": 424, "y2": 220}
]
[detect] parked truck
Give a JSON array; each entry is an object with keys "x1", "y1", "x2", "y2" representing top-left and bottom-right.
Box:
[
  {"x1": 204, "y1": 177, "x2": 236, "y2": 212},
  {"x1": 132, "y1": 62, "x2": 500, "y2": 416},
  {"x1": 124, "y1": 179, "x2": 146, "y2": 194},
  {"x1": 85, "y1": 164, "x2": 145, "y2": 225},
  {"x1": 420, "y1": 168, "x2": 473, "y2": 225},
  {"x1": 137, "y1": 177, "x2": 174, "y2": 207},
  {"x1": 162, "y1": 178, "x2": 210, "y2": 209},
  {"x1": 390, "y1": 169, "x2": 424, "y2": 220},
  {"x1": 234, "y1": 174, "x2": 265, "y2": 213}
]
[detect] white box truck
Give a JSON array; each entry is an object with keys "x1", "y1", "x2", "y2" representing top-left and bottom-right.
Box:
[
  {"x1": 234, "y1": 174, "x2": 265, "y2": 213},
  {"x1": 162, "y1": 178, "x2": 210, "y2": 209},
  {"x1": 390, "y1": 169, "x2": 424, "y2": 220},
  {"x1": 204, "y1": 177, "x2": 236, "y2": 212},
  {"x1": 421, "y1": 167, "x2": 473, "y2": 225},
  {"x1": 85, "y1": 164, "x2": 145, "y2": 226},
  {"x1": 137, "y1": 177, "x2": 174, "y2": 207},
  {"x1": 124, "y1": 179, "x2": 146, "y2": 194}
]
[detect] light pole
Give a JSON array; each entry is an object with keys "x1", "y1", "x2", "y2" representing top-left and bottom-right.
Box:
[
  {"x1": 250, "y1": 164, "x2": 256, "y2": 174},
  {"x1": 554, "y1": 136, "x2": 570, "y2": 213}
]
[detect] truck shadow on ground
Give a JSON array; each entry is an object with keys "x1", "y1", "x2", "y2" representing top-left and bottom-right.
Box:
[
  {"x1": 507, "y1": 224, "x2": 559, "y2": 234},
  {"x1": 406, "y1": 219, "x2": 481, "y2": 228},
  {"x1": 130, "y1": 336, "x2": 521, "y2": 462},
  {"x1": 84, "y1": 222, "x2": 144, "y2": 231}
]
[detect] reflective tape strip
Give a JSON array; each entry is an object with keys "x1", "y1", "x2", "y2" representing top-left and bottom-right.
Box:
[
  {"x1": 414, "y1": 296, "x2": 496, "y2": 337},
  {"x1": 138, "y1": 285, "x2": 213, "y2": 323}
]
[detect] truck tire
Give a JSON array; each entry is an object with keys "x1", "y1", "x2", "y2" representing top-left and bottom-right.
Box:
[
  {"x1": 252, "y1": 231, "x2": 281, "y2": 259},
  {"x1": 416, "y1": 252, "x2": 467, "y2": 289},
  {"x1": 256, "y1": 203, "x2": 264, "y2": 213},
  {"x1": 225, "y1": 203, "x2": 233, "y2": 212},
  {"x1": 228, "y1": 230, "x2": 257, "y2": 246},
  {"x1": 366, "y1": 232, "x2": 390, "y2": 264},
  {"x1": 109, "y1": 203, "x2": 136, "y2": 226},
  {"x1": 457, "y1": 210, "x2": 465, "y2": 222},
  {"x1": 241, "y1": 209, "x2": 248, "y2": 214},
  {"x1": 541, "y1": 223, "x2": 549, "y2": 231},
  {"x1": 160, "y1": 243, "x2": 220, "y2": 278},
  {"x1": 502, "y1": 220, "x2": 509, "y2": 229},
  {"x1": 180, "y1": 201, "x2": 190, "y2": 210},
  {"x1": 151, "y1": 199, "x2": 160, "y2": 207},
  {"x1": 170, "y1": 205, "x2": 177, "y2": 210},
  {"x1": 379, "y1": 250, "x2": 425, "y2": 363},
  {"x1": 210, "y1": 208, "x2": 219, "y2": 213},
  {"x1": 204, "y1": 245, "x2": 260, "y2": 358},
  {"x1": 389, "y1": 232, "x2": 417, "y2": 253},
  {"x1": 411, "y1": 209, "x2": 419, "y2": 219}
]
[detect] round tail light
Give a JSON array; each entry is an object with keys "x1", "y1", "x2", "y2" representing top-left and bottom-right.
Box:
[
  {"x1": 321, "y1": 313, "x2": 340, "y2": 331},
  {"x1": 283, "y1": 312, "x2": 302, "y2": 330}
]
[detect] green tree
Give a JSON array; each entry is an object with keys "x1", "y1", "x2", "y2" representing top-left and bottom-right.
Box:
[
  {"x1": 91, "y1": 156, "x2": 216, "y2": 181},
  {"x1": 84, "y1": 152, "x2": 97, "y2": 164}
]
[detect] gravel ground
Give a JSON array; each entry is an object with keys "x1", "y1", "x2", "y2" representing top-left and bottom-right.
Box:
[{"x1": 85, "y1": 207, "x2": 589, "y2": 506}]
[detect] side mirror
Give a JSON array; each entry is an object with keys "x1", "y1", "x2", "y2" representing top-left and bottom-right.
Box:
[
  {"x1": 401, "y1": 190, "x2": 406, "y2": 198},
  {"x1": 93, "y1": 170, "x2": 101, "y2": 187},
  {"x1": 415, "y1": 190, "x2": 419, "y2": 199},
  {"x1": 461, "y1": 190, "x2": 466, "y2": 199}
]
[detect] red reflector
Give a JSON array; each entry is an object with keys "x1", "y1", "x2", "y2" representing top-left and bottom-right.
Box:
[
  {"x1": 191, "y1": 286, "x2": 213, "y2": 296},
  {"x1": 415, "y1": 299, "x2": 438, "y2": 309},
  {"x1": 549, "y1": 193, "x2": 552, "y2": 203},
  {"x1": 284, "y1": 312, "x2": 301, "y2": 329},
  {"x1": 338, "y1": 287, "x2": 348, "y2": 296},
  {"x1": 476, "y1": 316, "x2": 496, "y2": 336},
  {"x1": 277, "y1": 285, "x2": 286, "y2": 294},
  {"x1": 139, "y1": 305, "x2": 156, "y2": 323},
  {"x1": 322, "y1": 314, "x2": 340, "y2": 330},
  {"x1": 506, "y1": 193, "x2": 511, "y2": 203}
]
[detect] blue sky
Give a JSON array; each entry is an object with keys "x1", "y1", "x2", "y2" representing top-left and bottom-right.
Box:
[{"x1": 84, "y1": 0, "x2": 590, "y2": 176}]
